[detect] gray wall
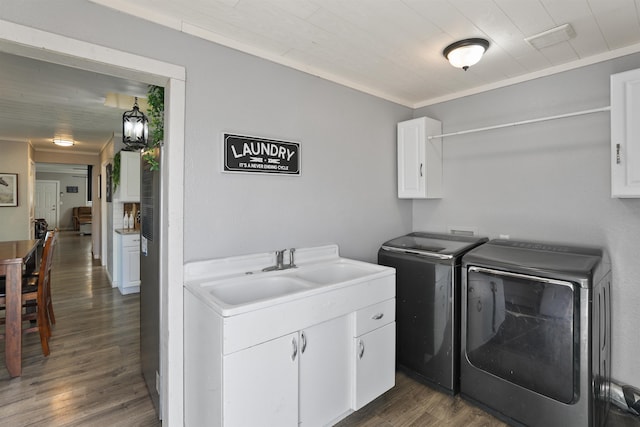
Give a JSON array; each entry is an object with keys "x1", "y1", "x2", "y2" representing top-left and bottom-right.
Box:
[
  {"x1": 415, "y1": 54, "x2": 640, "y2": 388},
  {"x1": 185, "y1": 54, "x2": 412, "y2": 261},
  {"x1": 1, "y1": 4, "x2": 411, "y2": 262}
]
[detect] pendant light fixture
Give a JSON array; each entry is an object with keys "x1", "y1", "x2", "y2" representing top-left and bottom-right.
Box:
[
  {"x1": 122, "y1": 96, "x2": 148, "y2": 150},
  {"x1": 443, "y1": 38, "x2": 490, "y2": 71}
]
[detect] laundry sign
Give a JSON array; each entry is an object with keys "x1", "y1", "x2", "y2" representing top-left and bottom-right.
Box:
[{"x1": 222, "y1": 133, "x2": 301, "y2": 175}]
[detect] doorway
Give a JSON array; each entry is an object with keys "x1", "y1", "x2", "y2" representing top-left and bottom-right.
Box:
[
  {"x1": 35, "y1": 180, "x2": 59, "y2": 229},
  {"x1": 0, "y1": 19, "x2": 186, "y2": 424}
]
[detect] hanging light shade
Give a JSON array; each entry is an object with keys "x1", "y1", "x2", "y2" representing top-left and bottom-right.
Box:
[
  {"x1": 122, "y1": 97, "x2": 148, "y2": 150},
  {"x1": 443, "y1": 38, "x2": 490, "y2": 71}
]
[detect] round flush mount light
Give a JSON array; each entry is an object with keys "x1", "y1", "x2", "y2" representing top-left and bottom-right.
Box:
[
  {"x1": 53, "y1": 138, "x2": 74, "y2": 147},
  {"x1": 443, "y1": 38, "x2": 490, "y2": 71}
]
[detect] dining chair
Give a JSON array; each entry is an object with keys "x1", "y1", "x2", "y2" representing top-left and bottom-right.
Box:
[
  {"x1": 23, "y1": 228, "x2": 58, "y2": 327},
  {"x1": 0, "y1": 230, "x2": 56, "y2": 356}
]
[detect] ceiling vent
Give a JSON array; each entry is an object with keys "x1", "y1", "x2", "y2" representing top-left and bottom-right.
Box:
[{"x1": 525, "y1": 24, "x2": 576, "y2": 50}]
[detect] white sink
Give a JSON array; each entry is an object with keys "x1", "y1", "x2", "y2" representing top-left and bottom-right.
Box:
[
  {"x1": 293, "y1": 261, "x2": 382, "y2": 285},
  {"x1": 185, "y1": 245, "x2": 395, "y2": 316},
  {"x1": 207, "y1": 276, "x2": 312, "y2": 306}
]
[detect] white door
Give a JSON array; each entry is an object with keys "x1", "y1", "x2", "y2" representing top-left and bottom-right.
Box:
[
  {"x1": 354, "y1": 323, "x2": 396, "y2": 410},
  {"x1": 36, "y1": 180, "x2": 59, "y2": 229},
  {"x1": 223, "y1": 333, "x2": 299, "y2": 426},
  {"x1": 299, "y1": 315, "x2": 352, "y2": 427}
]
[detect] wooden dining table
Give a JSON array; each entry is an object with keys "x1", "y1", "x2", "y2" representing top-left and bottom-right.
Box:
[{"x1": 0, "y1": 239, "x2": 39, "y2": 377}]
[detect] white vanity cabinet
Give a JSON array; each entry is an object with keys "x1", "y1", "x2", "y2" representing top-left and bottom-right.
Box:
[
  {"x1": 114, "y1": 151, "x2": 140, "y2": 202},
  {"x1": 611, "y1": 68, "x2": 640, "y2": 197},
  {"x1": 397, "y1": 116, "x2": 443, "y2": 199},
  {"x1": 352, "y1": 299, "x2": 396, "y2": 410}
]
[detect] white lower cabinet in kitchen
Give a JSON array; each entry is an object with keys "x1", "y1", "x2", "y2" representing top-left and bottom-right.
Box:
[{"x1": 115, "y1": 231, "x2": 140, "y2": 295}]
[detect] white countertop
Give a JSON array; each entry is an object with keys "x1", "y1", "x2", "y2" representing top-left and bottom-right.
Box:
[{"x1": 115, "y1": 228, "x2": 140, "y2": 235}]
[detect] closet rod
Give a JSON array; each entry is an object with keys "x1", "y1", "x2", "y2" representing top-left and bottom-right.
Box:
[{"x1": 427, "y1": 106, "x2": 611, "y2": 140}]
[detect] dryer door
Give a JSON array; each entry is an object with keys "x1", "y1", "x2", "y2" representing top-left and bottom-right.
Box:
[{"x1": 466, "y1": 266, "x2": 577, "y2": 404}]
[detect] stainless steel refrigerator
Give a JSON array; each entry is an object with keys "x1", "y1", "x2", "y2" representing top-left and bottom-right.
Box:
[{"x1": 140, "y1": 147, "x2": 161, "y2": 416}]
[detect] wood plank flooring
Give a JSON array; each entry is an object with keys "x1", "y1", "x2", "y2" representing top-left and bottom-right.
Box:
[
  {"x1": 2, "y1": 232, "x2": 638, "y2": 426},
  {"x1": 0, "y1": 231, "x2": 160, "y2": 426},
  {"x1": 336, "y1": 371, "x2": 507, "y2": 427},
  {"x1": 337, "y1": 371, "x2": 640, "y2": 426}
]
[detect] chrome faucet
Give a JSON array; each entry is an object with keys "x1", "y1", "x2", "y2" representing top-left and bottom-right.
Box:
[{"x1": 263, "y1": 248, "x2": 296, "y2": 271}]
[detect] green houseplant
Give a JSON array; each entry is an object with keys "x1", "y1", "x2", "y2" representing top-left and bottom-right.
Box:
[
  {"x1": 143, "y1": 85, "x2": 164, "y2": 171},
  {"x1": 112, "y1": 151, "x2": 121, "y2": 191}
]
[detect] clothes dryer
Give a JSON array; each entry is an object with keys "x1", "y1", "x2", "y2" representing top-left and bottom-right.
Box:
[{"x1": 461, "y1": 239, "x2": 611, "y2": 427}]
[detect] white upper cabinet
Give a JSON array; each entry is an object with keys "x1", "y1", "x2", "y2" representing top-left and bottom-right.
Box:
[
  {"x1": 611, "y1": 68, "x2": 640, "y2": 198},
  {"x1": 115, "y1": 151, "x2": 141, "y2": 202},
  {"x1": 397, "y1": 117, "x2": 443, "y2": 199}
]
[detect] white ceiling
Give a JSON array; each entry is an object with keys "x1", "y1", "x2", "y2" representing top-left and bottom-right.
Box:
[
  {"x1": 3, "y1": 0, "x2": 640, "y2": 156},
  {"x1": 92, "y1": 0, "x2": 640, "y2": 107},
  {"x1": 0, "y1": 51, "x2": 149, "y2": 155}
]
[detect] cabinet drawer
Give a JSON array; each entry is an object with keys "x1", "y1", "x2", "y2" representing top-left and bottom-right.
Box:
[
  {"x1": 122, "y1": 235, "x2": 141, "y2": 247},
  {"x1": 354, "y1": 299, "x2": 394, "y2": 336}
]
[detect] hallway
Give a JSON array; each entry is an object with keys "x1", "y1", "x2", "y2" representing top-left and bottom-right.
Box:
[{"x1": 0, "y1": 232, "x2": 159, "y2": 426}]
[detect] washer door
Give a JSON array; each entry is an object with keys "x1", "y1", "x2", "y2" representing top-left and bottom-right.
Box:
[{"x1": 466, "y1": 266, "x2": 577, "y2": 404}]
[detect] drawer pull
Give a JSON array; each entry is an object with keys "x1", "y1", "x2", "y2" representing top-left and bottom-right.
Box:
[
  {"x1": 358, "y1": 340, "x2": 365, "y2": 359},
  {"x1": 371, "y1": 313, "x2": 384, "y2": 320}
]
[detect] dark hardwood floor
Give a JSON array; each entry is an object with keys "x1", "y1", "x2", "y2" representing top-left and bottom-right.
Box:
[
  {"x1": 0, "y1": 231, "x2": 159, "y2": 426},
  {"x1": 2, "y1": 232, "x2": 638, "y2": 426}
]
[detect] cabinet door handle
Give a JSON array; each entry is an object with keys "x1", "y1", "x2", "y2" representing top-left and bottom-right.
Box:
[
  {"x1": 291, "y1": 337, "x2": 298, "y2": 361},
  {"x1": 420, "y1": 163, "x2": 424, "y2": 177},
  {"x1": 301, "y1": 331, "x2": 307, "y2": 354},
  {"x1": 616, "y1": 143, "x2": 621, "y2": 164},
  {"x1": 371, "y1": 312, "x2": 384, "y2": 320},
  {"x1": 358, "y1": 339, "x2": 365, "y2": 359}
]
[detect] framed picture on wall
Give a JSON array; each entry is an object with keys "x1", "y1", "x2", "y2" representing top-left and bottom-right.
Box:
[{"x1": 0, "y1": 173, "x2": 18, "y2": 207}]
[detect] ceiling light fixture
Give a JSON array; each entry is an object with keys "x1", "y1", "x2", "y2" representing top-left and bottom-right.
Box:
[
  {"x1": 122, "y1": 96, "x2": 148, "y2": 150},
  {"x1": 53, "y1": 138, "x2": 74, "y2": 147},
  {"x1": 443, "y1": 38, "x2": 490, "y2": 71}
]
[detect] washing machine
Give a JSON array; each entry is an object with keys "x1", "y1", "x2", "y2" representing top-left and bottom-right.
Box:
[
  {"x1": 461, "y1": 239, "x2": 611, "y2": 427},
  {"x1": 378, "y1": 232, "x2": 488, "y2": 394}
]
